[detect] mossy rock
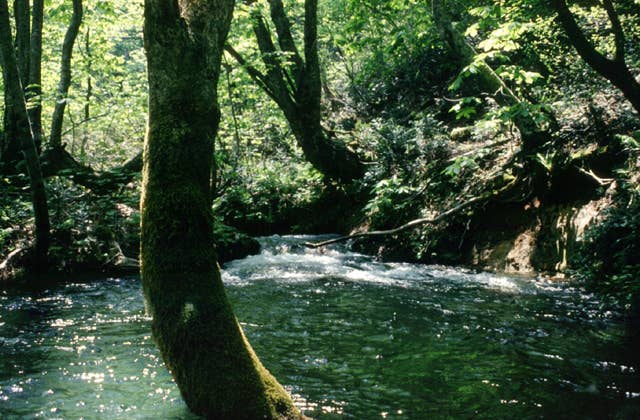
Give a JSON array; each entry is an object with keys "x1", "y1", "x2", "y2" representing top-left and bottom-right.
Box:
[{"x1": 213, "y1": 221, "x2": 261, "y2": 264}]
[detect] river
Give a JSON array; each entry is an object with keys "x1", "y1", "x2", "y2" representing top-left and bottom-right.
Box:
[{"x1": 1, "y1": 235, "x2": 638, "y2": 418}]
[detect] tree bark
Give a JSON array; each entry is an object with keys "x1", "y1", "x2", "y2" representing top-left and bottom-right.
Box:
[
  {"x1": 294, "y1": 0, "x2": 363, "y2": 182},
  {"x1": 0, "y1": 0, "x2": 30, "y2": 166},
  {"x1": 1, "y1": 63, "x2": 22, "y2": 165},
  {"x1": 227, "y1": 0, "x2": 364, "y2": 183},
  {"x1": 79, "y1": 27, "x2": 91, "y2": 160},
  {"x1": 141, "y1": 0, "x2": 301, "y2": 417},
  {"x1": 13, "y1": 0, "x2": 30, "y2": 78},
  {"x1": 49, "y1": 0, "x2": 83, "y2": 149},
  {"x1": 1, "y1": 0, "x2": 35, "y2": 166},
  {"x1": 28, "y1": 0, "x2": 44, "y2": 152},
  {"x1": 551, "y1": 0, "x2": 640, "y2": 115},
  {"x1": 0, "y1": 0, "x2": 50, "y2": 269}
]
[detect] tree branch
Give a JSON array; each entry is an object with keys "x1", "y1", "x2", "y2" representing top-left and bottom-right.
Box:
[
  {"x1": 224, "y1": 43, "x2": 279, "y2": 101},
  {"x1": 304, "y1": 195, "x2": 485, "y2": 248},
  {"x1": 552, "y1": 0, "x2": 640, "y2": 114},
  {"x1": 41, "y1": 147, "x2": 142, "y2": 194},
  {"x1": 251, "y1": 10, "x2": 296, "y2": 104},
  {"x1": 601, "y1": 0, "x2": 625, "y2": 63},
  {"x1": 267, "y1": 0, "x2": 303, "y2": 79},
  {"x1": 61, "y1": 112, "x2": 108, "y2": 137},
  {"x1": 551, "y1": 0, "x2": 613, "y2": 74}
]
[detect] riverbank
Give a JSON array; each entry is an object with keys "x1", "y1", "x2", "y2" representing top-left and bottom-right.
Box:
[
  {"x1": 1, "y1": 235, "x2": 639, "y2": 418},
  {"x1": 0, "y1": 181, "x2": 260, "y2": 283},
  {"x1": 2, "y1": 93, "x2": 639, "y2": 316}
]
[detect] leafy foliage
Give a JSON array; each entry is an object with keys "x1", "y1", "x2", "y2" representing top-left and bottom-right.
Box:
[
  {"x1": 214, "y1": 161, "x2": 326, "y2": 234},
  {"x1": 39, "y1": 0, "x2": 146, "y2": 167}
]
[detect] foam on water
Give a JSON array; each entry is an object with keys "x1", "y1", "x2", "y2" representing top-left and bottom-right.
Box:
[
  {"x1": 0, "y1": 235, "x2": 636, "y2": 419},
  {"x1": 224, "y1": 235, "x2": 553, "y2": 294}
]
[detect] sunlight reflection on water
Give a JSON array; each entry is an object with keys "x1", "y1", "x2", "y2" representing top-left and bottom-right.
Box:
[{"x1": 0, "y1": 235, "x2": 638, "y2": 419}]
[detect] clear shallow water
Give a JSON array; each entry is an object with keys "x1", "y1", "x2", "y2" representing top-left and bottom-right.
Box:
[{"x1": 1, "y1": 235, "x2": 639, "y2": 419}]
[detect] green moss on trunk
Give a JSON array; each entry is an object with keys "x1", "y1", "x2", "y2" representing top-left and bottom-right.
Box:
[{"x1": 141, "y1": 0, "x2": 301, "y2": 418}]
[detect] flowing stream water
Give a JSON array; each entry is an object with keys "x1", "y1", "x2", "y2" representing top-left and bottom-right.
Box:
[{"x1": 1, "y1": 235, "x2": 639, "y2": 419}]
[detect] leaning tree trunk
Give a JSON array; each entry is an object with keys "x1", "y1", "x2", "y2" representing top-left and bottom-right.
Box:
[
  {"x1": 141, "y1": 0, "x2": 301, "y2": 418},
  {"x1": 0, "y1": 0, "x2": 50, "y2": 268},
  {"x1": 227, "y1": 0, "x2": 364, "y2": 183},
  {"x1": 551, "y1": 0, "x2": 640, "y2": 116},
  {"x1": 49, "y1": 0, "x2": 83, "y2": 150}
]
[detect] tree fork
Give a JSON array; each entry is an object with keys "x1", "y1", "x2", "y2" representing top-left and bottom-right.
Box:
[{"x1": 227, "y1": 0, "x2": 364, "y2": 183}]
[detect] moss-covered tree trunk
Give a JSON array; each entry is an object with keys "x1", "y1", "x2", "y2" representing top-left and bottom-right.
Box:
[{"x1": 141, "y1": 0, "x2": 301, "y2": 418}]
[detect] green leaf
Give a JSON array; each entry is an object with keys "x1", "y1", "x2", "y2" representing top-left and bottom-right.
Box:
[{"x1": 465, "y1": 23, "x2": 479, "y2": 38}]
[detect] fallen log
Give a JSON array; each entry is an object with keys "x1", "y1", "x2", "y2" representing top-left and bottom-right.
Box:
[{"x1": 305, "y1": 195, "x2": 485, "y2": 248}]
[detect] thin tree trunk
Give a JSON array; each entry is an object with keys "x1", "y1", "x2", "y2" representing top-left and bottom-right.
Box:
[
  {"x1": 223, "y1": 57, "x2": 242, "y2": 163},
  {"x1": 49, "y1": 0, "x2": 83, "y2": 149},
  {"x1": 1, "y1": 0, "x2": 30, "y2": 167},
  {"x1": 28, "y1": 0, "x2": 44, "y2": 152},
  {"x1": 0, "y1": 0, "x2": 50, "y2": 269},
  {"x1": 1, "y1": 66, "x2": 22, "y2": 165},
  {"x1": 1, "y1": 0, "x2": 30, "y2": 166},
  {"x1": 13, "y1": 0, "x2": 30, "y2": 77},
  {"x1": 79, "y1": 27, "x2": 91, "y2": 160},
  {"x1": 141, "y1": 0, "x2": 302, "y2": 417}
]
